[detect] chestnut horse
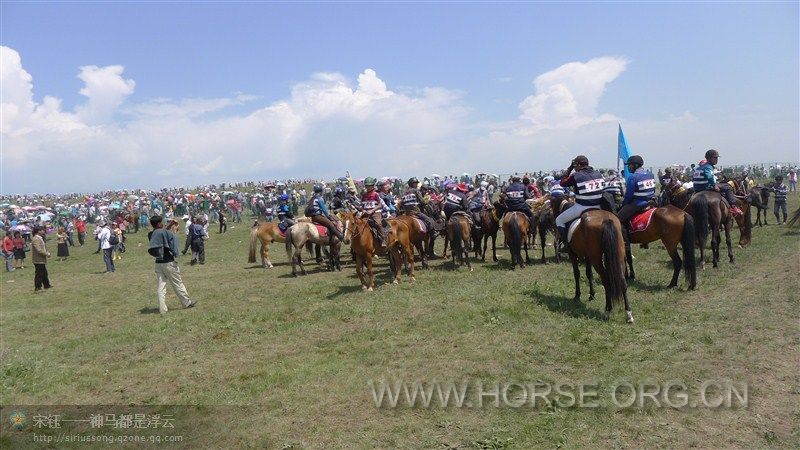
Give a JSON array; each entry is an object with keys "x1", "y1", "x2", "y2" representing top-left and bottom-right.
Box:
[
  {"x1": 446, "y1": 213, "x2": 472, "y2": 271},
  {"x1": 478, "y1": 207, "x2": 500, "y2": 262},
  {"x1": 566, "y1": 210, "x2": 633, "y2": 323},
  {"x1": 340, "y1": 211, "x2": 415, "y2": 290},
  {"x1": 501, "y1": 211, "x2": 531, "y2": 269},
  {"x1": 624, "y1": 206, "x2": 697, "y2": 290},
  {"x1": 394, "y1": 214, "x2": 430, "y2": 269}
]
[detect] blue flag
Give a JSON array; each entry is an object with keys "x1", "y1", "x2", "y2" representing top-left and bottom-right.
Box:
[{"x1": 618, "y1": 124, "x2": 631, "y2": 177}]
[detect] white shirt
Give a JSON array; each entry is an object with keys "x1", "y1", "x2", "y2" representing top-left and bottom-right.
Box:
[{"x1": 97, "y1": 227, "x2": 112, "y2": 249}]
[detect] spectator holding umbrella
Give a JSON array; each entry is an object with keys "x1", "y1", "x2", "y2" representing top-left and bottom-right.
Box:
[
  {"x1": 2, "y1": 231, "x2": 14, "y2": 272},
  {"x1": 12, "y1": 231, "x2": 26, "y2": 269}
]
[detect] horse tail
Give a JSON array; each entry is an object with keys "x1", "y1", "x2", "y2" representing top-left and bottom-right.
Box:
[
  {"x1": 681, "y1": 213, "x2": 697, "y2": 289},
  {"x1": 692, "y1": 193, "x2": 709, "y2": 247},
  {"x1": 248, "y1": 227, "x2": 259, "y2": 263},
  {"x1": 509, "y1": 213, "x2": 522, "y2": 259},
  {"x1": 285, "y1": 228, "x2": 294, "y2": 259},
  {"x1": 601, "y1": 219, "x2": 626, "y2": 307},
  {"x1": 537, "y1": 210, "x2": 549, "y2": 247}
]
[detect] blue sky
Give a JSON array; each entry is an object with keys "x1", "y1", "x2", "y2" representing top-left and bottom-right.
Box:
[{"x1": 2, "y1": 2, "x2": 798, "y2": 193}]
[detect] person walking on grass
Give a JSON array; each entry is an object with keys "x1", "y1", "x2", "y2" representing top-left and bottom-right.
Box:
[
  {"x1": 2, "y1": 231, "x2": 15, "y2": 272},
  {"x1": 218, "y1": 209, "x2": 227, "y2": 234},
  {"x1": 31, "y1": 226, "x2": 51, "y2": 292},
  {"x1": 148, "y1": 215, "x2": 196, "y2": 315},
  {"x1": 188, "y1": 217, "x2": 207, "y2": 265}
]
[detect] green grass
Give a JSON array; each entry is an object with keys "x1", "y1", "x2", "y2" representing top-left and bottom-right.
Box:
[{"x1": 1, "y1": 196, "x2": 799, "y2": 448}]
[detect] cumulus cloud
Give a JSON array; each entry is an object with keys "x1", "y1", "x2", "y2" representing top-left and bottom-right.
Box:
[
  {"x1": 516, "y1": 56, "x2": 628, "y2": 133},
  {"x1": 75, "y1": 64, "x2": 135, "y2": 123}
]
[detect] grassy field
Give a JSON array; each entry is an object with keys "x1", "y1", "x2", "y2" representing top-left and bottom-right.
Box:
[{"x1": 1, "y1": 195, "x2": 798, "y2": 448}]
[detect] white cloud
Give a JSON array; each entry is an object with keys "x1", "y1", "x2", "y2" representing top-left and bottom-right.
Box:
[
  {"x1": 516, "y1": 56, "x2": 628, "y2": 133},
  {"x1": 75, "y1": 64, "x2": 135, "y2": 124}
]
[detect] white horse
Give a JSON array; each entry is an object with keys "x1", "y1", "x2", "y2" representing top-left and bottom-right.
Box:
[{"x1": 284, "y1": 221, "x2": 347, "y2": 276}]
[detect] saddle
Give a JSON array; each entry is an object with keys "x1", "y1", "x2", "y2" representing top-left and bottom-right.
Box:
[
  {"x1": 413, "y1": 217, "x2": 427, "y2": 234},
  {"x1": 628, "y1": 207, "x2": 656, "y2": 234},
  {"x1": 450, "y1": 210, "x2": 472, "y2": 225},
  {"x1": 314, "y1": 224, "x2": 329, "y2": 237}
]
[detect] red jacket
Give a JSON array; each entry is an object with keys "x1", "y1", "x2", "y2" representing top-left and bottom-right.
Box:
[{"x1": 2, "y1": 236, "x2": 14, "y2": 253}]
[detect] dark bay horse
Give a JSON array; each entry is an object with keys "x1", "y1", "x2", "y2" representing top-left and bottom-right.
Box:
[
  {"x1": 567, "y1": 210, "x2": 633, "y2": 323},
  {"x1": 477, "y1": 207, "x2": 500, "y2": 262},
  {"x1": 501, "y1": 211, "x2": 531, "y2": 269},
  {"x1": 687, "y1": 190, "x2": 734, "y2": 269},
  {"x1": 748, "y1": 186, "x2": 771, "y2": 227},
  {"x1": 624, "y1": 206, "x2": 697, "y2": 290},
  {"x1": 665, "y1": 182, "x2": 751, "y2": 247},
  {"x1": 446, "y1": 213, "x2": 472, "y2": 270}
]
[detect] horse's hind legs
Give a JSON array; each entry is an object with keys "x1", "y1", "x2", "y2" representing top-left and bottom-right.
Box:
[{"x1": 586, "y1": 264, "x2": 595, "y2": 301}]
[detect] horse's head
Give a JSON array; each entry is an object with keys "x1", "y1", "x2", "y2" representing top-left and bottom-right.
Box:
[{"x1": 338, "y1": 211, "x2": 353, "y2": 245}]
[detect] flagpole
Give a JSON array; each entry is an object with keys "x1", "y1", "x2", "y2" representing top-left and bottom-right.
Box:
[{"x1": 617, "y1": 124, "x2": 621, "y2": 174}]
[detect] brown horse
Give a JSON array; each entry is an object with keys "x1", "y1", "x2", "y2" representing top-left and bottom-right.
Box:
[
  {"x1": 248, "y1": 218, "x2": 311, "y2": 268},
  {"x1": 687, "y1": 190, "x2": 734, "y2": 269},
  {"x1": 478, "y1": 207, "x2": 500, "y2": 262},
  {"x1": 666, "y1": 182, "x2": 751, "y2": 247},
  {"x1": 748, "y1": 185, "x2": 771, "y2": 226},
  {"x1": 624, "y1": 206, "x2": 697, "y2": 290},
  {"x1": 547, "y1": 195, "x2": 575, "y2": 264},
  {"x1": 446, "y1": 213, "x2": 472, "y2": 271},
  {"x1": 566, "y1": 210, "x2": 633, "y2": 323},
  {"x1": 394, "y1": 214, "x2": 430, "y2": 269},
  {"x1": 501, "y1": 211, "x2": 531, "y2": 269},
  {"x1": 340, "y1": 211, "x2": 415, "y2": 290}
]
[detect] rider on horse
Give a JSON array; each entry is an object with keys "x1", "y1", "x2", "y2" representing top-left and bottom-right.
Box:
[
  {"x1": 603, "y1": 169, "x2": 625, "y2": 207},
  {"x1": 377, "y1": 180, "x2": 396, "y2": 218},
  {"x1": 305, "y1": 185, "x2": 345, "y2": 243},
  {"x1": 692, "y1": 149, "x2": 743, "y2": 217},
  {"x1": 277, "y1": 194, "x2": 295, "y2": 229},
  {"x1": 617, "y1": 155, "x2": 656, "y2": 241},
  {"x1": 555, "y1": 155, "x2": 605, "y2": 253},
  {"x1": 468, "y1": 181, "x2": 490, "y2": 230},
  {"x1": 443, "y1": 182, "x2": 470, "y2": 222},
  {"x1": 500, "y1": 175, "x2": 535, "y2": 227},
  {"x1": 359, "y1": 177, "x2": 389, "y2": 248},
  {"x1": 400, "y1": 177, "x2": 436, "y2": 232}
]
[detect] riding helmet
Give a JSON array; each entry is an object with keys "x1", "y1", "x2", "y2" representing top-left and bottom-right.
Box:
[
  {"x1": 705, "y1": 149, "x2": 719, "y2": 159},
  {"x1": 364, "y1": 177, "x2": 377, "y2": 186},
  {"x1": 626, "y1": 155, "x2": 644, "y2": 167},
  {"x1": 457, "y1": 183, "x2": 468, "y2": 192},
  {"x1": 573, "y1": 155, "x2": 589, "y2": 166},
  {"x1": 313, "y1": 185, "x2": 324, "y2": 193},
  {"x1": 408, "y1": 177, "x2": 419, "y2": 186}
]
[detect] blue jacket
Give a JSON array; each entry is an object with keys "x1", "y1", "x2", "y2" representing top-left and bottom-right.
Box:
[
  {"x1": 305, "y1": 195, "x2": 331, "y2": 218},
  {"x1": 693, "y1": 162, "x2": 716, "y2": 191},
  {"x1": 623, "y1": 168, "x2": 656, "y2": 207}
]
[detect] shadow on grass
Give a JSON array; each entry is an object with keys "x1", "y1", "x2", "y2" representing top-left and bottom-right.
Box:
[
  {"x1": 326, "y1": 284, "x2": 366, "y2": 300},
  {"x1": 244, "y1": 262, "x2": 290, "y2": 269},
  {"x1": 628, "y1": 277, "x2": 670, "y2": 293},
  {"x1": 526, "y1": 287, "x2": 603, "y2": 320},
  {"x1": 139, "y1": 307, "x2": 160, "y2": 314}
]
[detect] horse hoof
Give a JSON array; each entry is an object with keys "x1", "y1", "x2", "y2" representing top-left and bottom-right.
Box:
[
  {"x1": 392, "y1": 280, "x2": 399, "y2": 285},
  {"x1": 367, "y1": 287, "x2": 374, "y2": 292},
  {"x1": 572, "y1": 296, "x2": 580, "y2": 302},
  {"x1": 362, "y1": 285, "x2": 368, "y2": 290},
  {"x1": 602, "y1": 311, "x2": 611, "y2": 321},
  {"x1": 410, "y1": 276, "x2": 416, "y2": 282},
  {"x1": 625, "y1": 311, "x2": 634, "y2": 324}
]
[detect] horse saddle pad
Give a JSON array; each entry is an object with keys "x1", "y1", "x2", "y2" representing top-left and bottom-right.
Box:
[
  {"x1": 567, "y1": 218, "x2": 582, "y2": 244},
  {"x1": 629, "y1": 208, "x2": 656, "y2": 234},
  {"x1": 315, "y1": 224, "x2": 329, "y2": 237},
  {"x1": 414, "y1": 218, "x2": 427, "y2": 234},
  {"x1": 451, "y1": 211, "x2": 471, "y2": 220}
]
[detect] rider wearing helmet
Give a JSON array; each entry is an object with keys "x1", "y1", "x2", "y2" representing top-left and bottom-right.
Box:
[
  {"x1": 617, "y1": 155, "x2": 656, "y2": 240},
  {"x1": 377, "y1": 180, "x2": 397, "y2": 218},
  {"x1": 603, "y1": 169, "x2": 625, "y2": 205},
  {"x1": 346, "y1": 186, "x2": 361, "y2": 210},
  {"x1": 692, "y1": 149, "x2": 743, "y2": 216},
  {"x1": 468, "y1": 181, "x2": 490, "y2": 229},
  {"x1": 500, "y1": 175, "x2": 535, "y2": 226},
  {"x1": 399, "y1": 177, "x2": 436, "y2": 232},
  {"x1": 443, "y1": 182, "x2": 470, "y2": 222},
  {"x1": 305, "y1": 184, "x2": 345, "y2": 243},
  {"x1": 555, "y1": 155, "x2": 605, "y2": 252},
  {"x1": 360, "y1": 177, "x2": 389, "y2": 247},
  {"x1": 277, "y1": 193, "x2": 295, "y2": 229}
]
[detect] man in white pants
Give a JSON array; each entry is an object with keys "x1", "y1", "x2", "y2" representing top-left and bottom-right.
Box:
[
  {"x1": 555, "y1": 155, "x2": 606, "y2": 253},
  {"x1": 148, "y1": 216, "x2": 196, "y2": 315}
]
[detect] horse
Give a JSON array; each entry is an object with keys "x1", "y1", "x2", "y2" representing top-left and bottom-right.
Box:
[
  {"x1": 687, "y1": 190, "x2": 734, "y2": 269},
  {"x1": 340, "y1": 211, "x2": 415, "y2": 290},
  {"x1": 478, "y1": 207, "x2": 500, "y2": 262},
  {"x1": 501, "y1": 211, "x2": 531, "y2": 269},
  {"x1": 394, "y1": 213, "x2": 430, "y2": 269},
  {"x1": 623, "y1": 206, "x2": 697, "y2": 290},
  {"x1": 666, "y1": 181, "x2": 751, "y2": 247},
  {"x1": 565, "y1": 210, "x2": 633, "y2": 323},
  {"x1": 284, "y1": 221, "x2": 344, "y2": 276},
  {"x1": 536, "y1": 201, "x2": 557, "y2": 264},
  {"x1": 446, "y1": 213, "x2": 472, "y2": 270},
  {"x1": 748, "y1": 185, "x2": 771, "y2": 227},
  {"x1": 248, "y1": 218, "x2": 312, "y2": 268},
  {"x1": 547, "y1": 194, "x2": 576, "y2": 264},
  {"x1": 422, "y1": 200, "x2": 446, "y2": 258}
]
